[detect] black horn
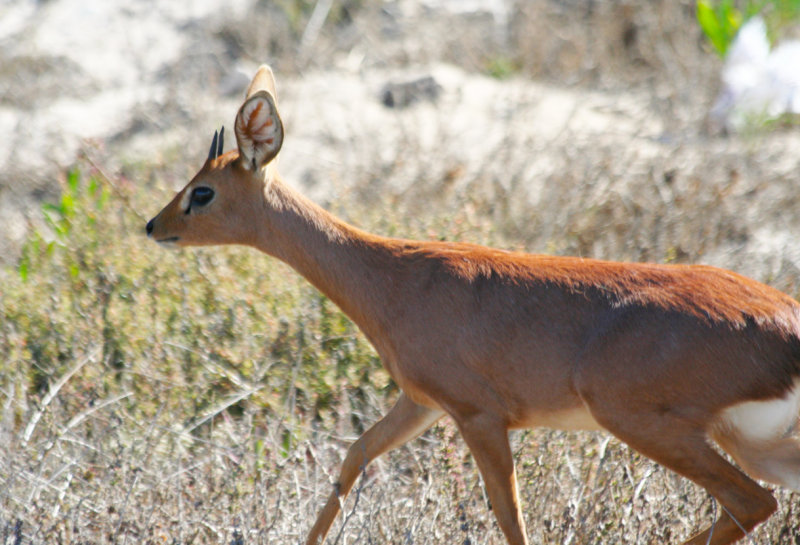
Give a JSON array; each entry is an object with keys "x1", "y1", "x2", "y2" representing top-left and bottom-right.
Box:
[
  {"x1": 217, "y1": 126, "x2": 224, "y2": 158},
  {"x1": 208, "y1": 130, "x2": 219, "y2": 160}
]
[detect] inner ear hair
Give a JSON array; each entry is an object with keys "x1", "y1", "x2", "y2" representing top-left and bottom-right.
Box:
[{"x1": 235, "y1": 91, "x2": 284, "y2": 170}]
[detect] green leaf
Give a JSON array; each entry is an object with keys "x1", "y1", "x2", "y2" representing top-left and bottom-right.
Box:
[
  {"x1": 697, "y1": 1, "x2": 727, "y2": 56},
  {"x1": 60, "y1": 191, "x2": 75, "y2": 218},
  {"x1": 18, "y1": 255, "x2": 29, "y2": 281},
  {"x1": 42, "y1": 206, "x2": 64, "y2": 236},
  {"x1": 41, "y1": 202, "x2": 62, "y2": 216},
  {"x1": 254, "y1": 438, "x2": 265, "y2": 471},
  {"x1": 67, "y1": 168, "x2": 80, "y2": 194},
  {"x1": 724, "y1": 6, "x2": 743, "y2": 36},
  {"x1": 696, "y1": 0, "x2": 747, "y2": 57},
  {"x1": 98, "y1": 186, "x2": 110, "y2": 210},
  {"x1": 280, "y1": 429, "x2": 291, "y2": 459}
]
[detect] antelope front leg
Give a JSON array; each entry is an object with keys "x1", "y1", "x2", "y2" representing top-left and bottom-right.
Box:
[{"x1": 306, "y1": 393, "x2": 444, "y2": 545}]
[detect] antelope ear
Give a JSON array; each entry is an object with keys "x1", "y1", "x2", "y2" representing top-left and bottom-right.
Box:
[
  {"x1": 245, "y1": 65, "x2": 279, "y2": 104},
  {"x1": 234, "y1": 90, "x2": 283, "y2": 171}
]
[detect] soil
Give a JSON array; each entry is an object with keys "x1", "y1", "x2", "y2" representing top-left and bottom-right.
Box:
[{"x1": 2, "y1": 0, "x2": 800, "y2": 289}]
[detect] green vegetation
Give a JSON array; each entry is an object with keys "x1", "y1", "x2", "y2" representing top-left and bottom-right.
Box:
[
  {"x1": 486, "y1": 55, "x2": 520, "y2": 80},
  {"x1": 696, "y1": 0, "x2": 746, "y2": 56},
  {"x1": 5, "y1": 2, "x2": 800, "y2": 540},
  {"x1": 697, "y1": 0, "x2": 800, "y2": 56},
  {"x1": 5, "y1": 166, "x2": 391, "y2": 428},
  {"x1": 3, "y1": 143, "x2": 799, "y2": 543},
  {"x1": 0, "y1": 166, "x2": 399, "y2": 542}
]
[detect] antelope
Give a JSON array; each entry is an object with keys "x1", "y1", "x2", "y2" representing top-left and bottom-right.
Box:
[{"x1": 146, "y1": 65, "x2": 800, "y2": 545}]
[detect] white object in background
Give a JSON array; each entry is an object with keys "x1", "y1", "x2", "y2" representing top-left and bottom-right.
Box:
[{"x1": 711, "y1": 16, "x2": 800, "y2": 131}]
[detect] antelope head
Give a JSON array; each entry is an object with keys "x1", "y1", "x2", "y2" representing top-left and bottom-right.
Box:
[{"x1": 145, "y1": 65, "x2": 284, "y2": 248}]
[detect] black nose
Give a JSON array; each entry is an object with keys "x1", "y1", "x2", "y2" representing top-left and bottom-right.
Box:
[{"x1": 146, "y1": 219, "x2": 154, "y2": 236}]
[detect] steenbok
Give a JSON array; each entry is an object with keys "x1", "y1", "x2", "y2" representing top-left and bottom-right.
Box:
[{"x1": 147, "y1": 66, "x2": 800, "y2": 545}]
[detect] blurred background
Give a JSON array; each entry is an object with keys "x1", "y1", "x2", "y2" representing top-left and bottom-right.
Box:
[
  {"x1": 2, "y1": 1, "x2": 800, "y2": 543},
  {"x1": 1, "y1": 0, "x2": 798, "y2": 278}
]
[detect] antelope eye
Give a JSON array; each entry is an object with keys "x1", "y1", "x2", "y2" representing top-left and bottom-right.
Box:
[{"x1": 190, "y1": 186, "x2": 215, "y2": 207}]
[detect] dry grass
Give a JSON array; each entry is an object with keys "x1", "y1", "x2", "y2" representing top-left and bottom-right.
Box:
[{"x1": 3, "y1": 1, "x2": 800, "y2": 544}]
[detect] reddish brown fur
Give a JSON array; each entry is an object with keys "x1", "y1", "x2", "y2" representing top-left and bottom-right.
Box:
[{"x1": 146, "y1": 66, "x2": 800, "y2": 545}]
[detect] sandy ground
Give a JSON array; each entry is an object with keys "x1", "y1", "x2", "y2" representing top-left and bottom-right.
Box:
[{"x1": 2, "y1": 0, "x2": 800, "y2": 288}]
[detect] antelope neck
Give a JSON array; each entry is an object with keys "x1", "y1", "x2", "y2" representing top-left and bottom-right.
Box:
[{"x1": 253, "y1": 175, "x2": 396, "y2": 344}]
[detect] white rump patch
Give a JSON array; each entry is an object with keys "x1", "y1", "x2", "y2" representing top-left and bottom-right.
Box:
[
  {"x1": 721, "y1": 380, "x2": 800, "y2": 442},
  {"x1": 714, "y1": 379, "x2": 800, "y2": 490}
]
